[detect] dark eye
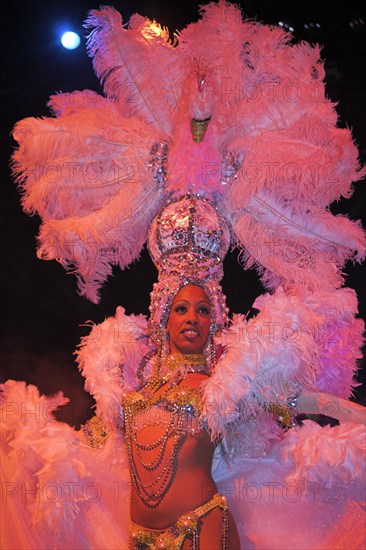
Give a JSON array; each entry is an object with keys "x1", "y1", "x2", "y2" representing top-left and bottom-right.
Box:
[
  {"x1": 174, "y1": 305, "x2": 187, "y2": 313},
  {"x1": 198, "y1": 306, "x2": 210, "y2": 315}
]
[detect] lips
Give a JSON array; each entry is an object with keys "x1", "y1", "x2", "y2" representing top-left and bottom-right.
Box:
[{"x1": 181, "y1": 328, "x2": 199, "y2": 339}]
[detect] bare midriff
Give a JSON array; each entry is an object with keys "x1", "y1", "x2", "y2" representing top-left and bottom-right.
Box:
[
  {"x1": 130, "y1": 427, "x2": 216, "y2": 528},
  {"x1": 127, "y1": 373, "x2": 218, "y2": 529}
]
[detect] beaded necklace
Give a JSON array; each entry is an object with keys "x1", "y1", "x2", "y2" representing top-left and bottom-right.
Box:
[{"x1": 123, "y1": 354, "x2": 209, "y2": 508}]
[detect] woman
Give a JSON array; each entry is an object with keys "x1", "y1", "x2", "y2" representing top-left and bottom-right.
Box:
[
  {"x1": 3, "y1": 3, "x2": 365, "y2": 549},
  {"x1": 125, "y1": 284, "x2": 240, "y2": 548}
]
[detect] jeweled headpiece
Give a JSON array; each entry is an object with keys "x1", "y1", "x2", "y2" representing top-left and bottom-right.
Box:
[{"x1": 148, "y1": 194, "x2": 230, "y2": 342}]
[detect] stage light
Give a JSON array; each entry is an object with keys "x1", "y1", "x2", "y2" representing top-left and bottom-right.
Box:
[
  {"x1": 349, "y1": 18, "x2": 364, "y2": 29},
  {"x1": 61, "y1": 31, "x2": 81, "y2": 50},
  {"x1": 303, "y1": 22, "x2": 321, "y2": 33},
  {"x1": 278, "y1": 21, "x2": 294, "y2": 33}
]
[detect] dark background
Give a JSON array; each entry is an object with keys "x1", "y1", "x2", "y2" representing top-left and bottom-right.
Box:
[{"x1": 1, "y1": 0, "x2": 365, "y2": 427}]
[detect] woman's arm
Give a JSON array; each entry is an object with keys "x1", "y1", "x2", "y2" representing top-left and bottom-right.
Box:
[{"x1": 296, "y1": 393, "x2": 366, "y2": 426}]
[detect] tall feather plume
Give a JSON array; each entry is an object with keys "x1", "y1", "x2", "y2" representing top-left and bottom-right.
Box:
[
  {"x1": 162, "y1": 2, "x2": 255, "y2": 199},
  {"x1": 85, "y1": 7, "x2": 179, "y2": 134},
  {"x1": 35, "y1": 175, "x2": 166, "y2": 303},
  {"x1": 177, "y1": 1, "x2": 252, "y2": 128},
  {"x1": 12, "y1": 95, "x2": 136, "y2": 219},
  {"x1": 231, "y1": 190, "x2": 365, "y2": 290},
  {"x1": 218, "y1": 11, "x2": 365, "y2": 290},
  {"x1": 12, "y1": 89, "x2": 167, "y2": 302},
  {"x1": 226, "y1": 122, "x2": 363, "y2": 211}
]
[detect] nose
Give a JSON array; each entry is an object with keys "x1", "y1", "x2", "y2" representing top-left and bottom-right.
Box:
[
  {"x1": 187, "y1": 318, "x2": 198, "y2": 325},
  {"x1": 186, "y1": 307, "x2": 198, "y2": 324}
]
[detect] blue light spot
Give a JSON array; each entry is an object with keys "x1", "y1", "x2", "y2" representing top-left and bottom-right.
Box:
[{"x1": 61, "y1": 31, "x2": 81, "y2": 50}]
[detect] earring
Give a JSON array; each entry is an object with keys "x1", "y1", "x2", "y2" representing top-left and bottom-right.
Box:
[
  {"x1": 156, "y1": 328, "x2": 170, "y2": 376},
  {"x1": 210, "y1": 332, "x2": 216, "y2": 369},
  {"x1": 204, "y1": 330, "x2": 216, "y2": 371},
  {"x1": 137, "y1": 349, "x2": 155, "y2": 387}
]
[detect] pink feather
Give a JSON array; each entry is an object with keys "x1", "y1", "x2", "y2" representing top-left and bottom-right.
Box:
[{"x1": 85, "y1": 7, "x2": 179, "y2": 133}]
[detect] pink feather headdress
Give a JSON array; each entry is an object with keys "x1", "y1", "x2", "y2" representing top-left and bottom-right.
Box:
[{"x1": 11, "y1": 2, "x2": 365, "y2": 323}]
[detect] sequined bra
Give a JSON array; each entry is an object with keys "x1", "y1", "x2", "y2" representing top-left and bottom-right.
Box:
[{"x1": 123, "y1": 384, "x2": 205, "y2": 436}]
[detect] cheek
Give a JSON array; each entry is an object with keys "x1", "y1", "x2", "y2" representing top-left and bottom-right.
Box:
[
  {"x1": 167, "y1": 315, "x2": 179, "y2": 337},
  {"x1": 201, "y1": 319, "x2": 211, "y2": 341}
]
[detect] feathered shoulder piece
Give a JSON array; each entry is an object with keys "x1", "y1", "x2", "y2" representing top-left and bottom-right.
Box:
[
  {"x1": 203, "y1": 285, "x2": 364, "y2": 448},
  {"x1": 76, "y1": 307, "x2": 153, "y2": 428}
]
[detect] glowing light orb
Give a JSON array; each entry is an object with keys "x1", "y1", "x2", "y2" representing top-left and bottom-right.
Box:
[{"x1": 61, "y1": 31, "x2": 81, "y2": 50}]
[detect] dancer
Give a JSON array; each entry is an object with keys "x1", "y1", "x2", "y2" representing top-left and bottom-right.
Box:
[
  {"x1": 2, "y1": 2, "x2": 365, "y2": 549},
  {"x1": 125, "y1": 283, "x2": 240, "y2": 548}
]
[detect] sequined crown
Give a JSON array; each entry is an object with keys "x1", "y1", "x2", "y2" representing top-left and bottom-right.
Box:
[{"x1": 148, "y1": 195, "x2": 230, "y2": 282}]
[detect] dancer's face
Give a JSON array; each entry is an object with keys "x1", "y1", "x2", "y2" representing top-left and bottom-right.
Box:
[{"x1": 167, "y1": 285, "x2": 211, "y2": 355}]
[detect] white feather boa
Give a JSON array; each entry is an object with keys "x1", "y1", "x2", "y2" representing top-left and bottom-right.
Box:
[
  {"x1": 202, "y1": 286, "x2": 363, "y2": 453},
  {"x1": 281, "y1": 420, "x2": 366, "y2": 484},
  {"x1": 0, "y1": 380, "x2": 91, "y2": 542},
  {"x1": 76, "y1": 306, "x2": 153, "y2": 430}
]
